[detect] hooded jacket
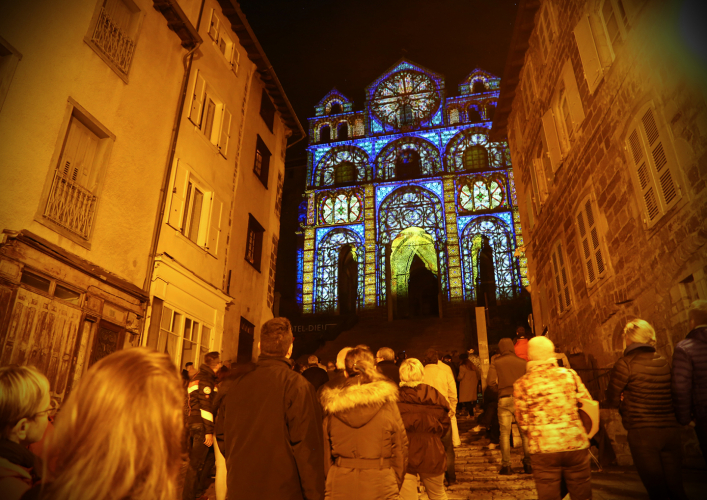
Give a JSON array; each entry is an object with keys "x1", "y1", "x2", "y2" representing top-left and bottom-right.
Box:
[
  {"x1": 673, "y1": 326, "x2": 707, "y2": 425},
  {"x1": 186, "y1": 363, "x2": 218, "y2": 434},
  {"x1": 397, "y1": 384, "x2": 450, "y2": 476},
  {"x1": 320, "y1": 378, "x2": 408, "y2": 500},
  {"x1": 606, "y1": 344, "x2": 678, "y2": 430},
  {"x1": 487, "y1": 338, "x2": 527, "y2": 397},
  {"x1": 0, "y1": 439, "x2": 37, "y2": 500}
]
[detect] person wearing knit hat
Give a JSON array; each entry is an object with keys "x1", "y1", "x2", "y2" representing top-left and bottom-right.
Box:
[{"x1": 513, "y1": 336, "x2": 594, "y2": 500}]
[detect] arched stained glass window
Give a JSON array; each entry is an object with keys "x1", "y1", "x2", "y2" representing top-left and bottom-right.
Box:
[
  {"x1": 319, "y1": 124, "x2": 330, "y2": 142},
  {"x1": 463, "y1": 145, "x2": 489, "y2": 170},
  {"x1": 473, "y1": 180, "x2": 490, "y2": 210},
  {"x1": 489, "y1": 179, "x2": 503, "y2": 208},
  {"x1": 315, "y1": 228, "x2": 364, "y2": 313},
  {"x1": 319, "y1": 190, "x2": 362, "y2": 225},
  {"x1": 375, "y1": 137, "x2": 442, "y2": 180},
  {"x1": 313, "y1": 146, "x2": 369, "y2": 186},
  {"x1": 458, "y1": 175, "x2": 506, "y2": 212},
  {"x1": 334, "y1": 162, "x2": 355, "y2": 184}
]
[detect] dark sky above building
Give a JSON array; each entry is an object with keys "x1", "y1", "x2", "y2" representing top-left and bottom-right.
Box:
[{"x1": 239, "y1": 0, "x2": 519, "y2": 154}]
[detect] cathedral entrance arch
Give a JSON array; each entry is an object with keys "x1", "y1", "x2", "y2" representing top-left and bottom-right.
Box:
[{"x1": 389, "y1": 227, "x2": 440, "y2": 319}]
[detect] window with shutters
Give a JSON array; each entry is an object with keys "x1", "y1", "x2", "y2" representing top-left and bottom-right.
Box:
[
  {"x1": 536, "y1": 4, "x2": 557, "y2": 62},
  {"x1": 599, "y1": 0, "x2": 630, "y2": 57},
  {"x1": 573, "y1": 15, "x2": 612, "y2": 94},
  {"x1": 207, "y1": 9, "x2": 237, "y2": 69},
  {"x1": 148, "y1": 302, "x2": 213, "y2": 368},
  {"x1": 575, "y1": 196, "x2": 608, "y2": 287},
  {"x1": 85, "y1": 0, "x2": 143, "y2": 82},
  {"x1": 167, "y1": 161, "x2": 222, "y2": 255},
  {"x1": 550, "y1": 241, "x2": 572, "y2": 314},
  {"x1": 254, "y1": 135, "x2": 271, "y2": 187},
  {"x1": 187, "y1": 71, "x2": 232, "y2": 158},
  {"x1": 550, "y1": 61, "x2": 585, "y2": 153},
  {"x1": 38, "y1": 99, "x2": 114, "y2": 245},
  {"x1": 245, "y1": 214, "x2": 265, "y2": 271},
  {"x1": 626, "y1": 104, "x2": 681, "y2": 228}
]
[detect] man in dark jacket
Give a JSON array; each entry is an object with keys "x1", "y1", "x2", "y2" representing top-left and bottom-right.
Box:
[
  {"x1": 302, "y1": 355, "x2": 329, "y2": 391},
  {"x1": 487, "y1": 337, "x2": 530, "y2": 475},
  {"x1": 223, "y1": 317, "x2": 325, "y2": 500},
  {"x1": 607, "y1": 319, "x2": 687, "y2": 500},
  {"x1": 376, "y1": 347, "x2": 400, "y2": 385},
  {"x1": 183, "y1": 352, "x2": 221, "y2": 500},
  {"x1": 673, "y1": 300, "x2": 707, "y2": 459}
]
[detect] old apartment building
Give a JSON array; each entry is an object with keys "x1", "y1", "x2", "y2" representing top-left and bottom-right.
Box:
[
  {"x1": 491, "y1": 0, "x2": 706, "y2": 368},
  {"x1": 0, "y1": 0, "x2": 301, "y2": 399}
]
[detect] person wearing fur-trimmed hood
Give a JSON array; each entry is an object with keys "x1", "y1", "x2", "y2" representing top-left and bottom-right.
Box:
[{"x1": 319, "y1": 348, "x2": 408, "y2": 500}]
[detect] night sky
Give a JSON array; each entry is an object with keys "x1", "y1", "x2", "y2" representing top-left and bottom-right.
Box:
[{"x1": 238, "y1": 0, "x2": 520, "y2": 154}]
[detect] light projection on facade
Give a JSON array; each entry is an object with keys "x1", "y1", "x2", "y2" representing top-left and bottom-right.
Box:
[{"x1": 299, "y1": 59, "x2": 528, "y2": 317}]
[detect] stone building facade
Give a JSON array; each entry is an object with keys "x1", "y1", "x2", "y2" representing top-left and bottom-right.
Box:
[{"x1": 491, "y1": 0, "x2": 707, "y2": 391}]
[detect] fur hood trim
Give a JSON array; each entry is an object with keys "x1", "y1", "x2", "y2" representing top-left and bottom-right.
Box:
[{"x1": 320, "y1": 379, "x2": 398, "y2": 414}]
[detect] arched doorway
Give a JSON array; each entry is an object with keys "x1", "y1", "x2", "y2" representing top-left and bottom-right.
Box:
[
  {"x1": 389, "y1": 227, "x2": 440, "y2": 319},
  {"x1": 338, "y1": 245, "x2": 358, "y2": 315}
]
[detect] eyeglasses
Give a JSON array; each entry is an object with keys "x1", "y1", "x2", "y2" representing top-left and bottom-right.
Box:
[{"x1": 32, "y1": 401, "x2": 57, "y2": 420}]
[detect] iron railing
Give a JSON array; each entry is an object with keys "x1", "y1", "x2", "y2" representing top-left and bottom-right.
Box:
[
  {"x1": 90, "y1": 7, "x2": 135, "y2": 75},
  {"x1": 44, "y1": 170, "x2": 97, "y2": 240}
]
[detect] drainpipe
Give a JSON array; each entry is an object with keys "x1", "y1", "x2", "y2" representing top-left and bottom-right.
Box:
[{"x1": 143, "y1": 0, "x2": 206, "y2": 294}]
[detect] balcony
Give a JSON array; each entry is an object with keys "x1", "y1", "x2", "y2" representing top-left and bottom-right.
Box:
[
  {"x1": 89, "y1": 7, "x2": 135, "y2": 76},
  {"x1": 44, "y1": 170, "x2": 97, "y2": 240}
]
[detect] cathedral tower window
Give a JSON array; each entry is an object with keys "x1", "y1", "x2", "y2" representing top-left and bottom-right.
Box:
[
  {"x1": 472, "y1": 80, "x2": 487, "y2": 93},
  {"x1": 337, "y1": 122, "x2": 349, "y2": 140},
  {"x1": 334, "y1": 162, "x2": 356, "y2": 184},
  {"x1": 319, "y1": 124, "x2": 331, "y2": 142},
  {"x1": 329, "y1": 102, "x2": 342, "y2": 114},
  {"x1": 463, "y1": 145, "x2": 489, "y2": 170}
]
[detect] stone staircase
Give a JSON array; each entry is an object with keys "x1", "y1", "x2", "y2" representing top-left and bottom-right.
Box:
[{"x1": 420, "y1": 414, "x2": 538, "y2": 500}]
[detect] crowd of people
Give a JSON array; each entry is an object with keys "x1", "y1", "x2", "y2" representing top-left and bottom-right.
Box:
[{"x1": 0, "y1": 300, "x2": 705, "y2": 500}]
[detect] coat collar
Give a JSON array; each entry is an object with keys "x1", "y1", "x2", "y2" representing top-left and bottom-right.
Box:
[
  {"x1": 0, "y1": 439, "x2": 34, "y2": 469},
  {"x1": 624, "y1": 343, "x2": 655, "y2": 356},
  {"x1": 320, "y1": 379, "x2": 398, "y2": 414},
  {"x1": 257, "y1": 356, "x2": 294, "y2": 368}
]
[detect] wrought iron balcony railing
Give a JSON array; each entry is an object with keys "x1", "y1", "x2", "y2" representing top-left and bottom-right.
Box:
[
  {"x1": 90, "y1": 7, "x2": 135, "y2": 75},
  {"x1": 44, "y1": 170, "x2": 97, "y2": 240}
]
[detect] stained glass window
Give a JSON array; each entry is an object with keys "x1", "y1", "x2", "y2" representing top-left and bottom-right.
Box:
[
  {"x1": 458, "y1": 175, "x2": 506, "y2": 212},
  {"x1": 375, "y1": 137, "x2": 442, "y2": 180},
  {"x1": 319, "y1": 190, "x2": 362, "y2": 225},
  {"x1": 449, "y1": 108, "x2": 459, "y2": 124},
  {"x1": 334, "y1": 162, "x2": 355, "y2": 184},
  {"x1": 463, "y1": 145, "x2": 488, "y2": 170},
  {"x1": 315, "y1": 228, "x2": 364, "y2": 313},
  {"x1": 370, "y1": 71, "x2": 440, "y2": 129},
  {"x1": 313, "y1": 146, "x2": 369, "y2": 186}
]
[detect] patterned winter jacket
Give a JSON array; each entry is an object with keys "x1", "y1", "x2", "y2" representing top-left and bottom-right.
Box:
[{"x1": 513, "y1": 359, "x2": 591, "y2": 454}]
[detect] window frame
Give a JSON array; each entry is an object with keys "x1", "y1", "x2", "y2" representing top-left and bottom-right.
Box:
[
  {"x1": 536, "y1": 3, "x2": 557, "y2": 63},
  {"x1": 574, "y1": 195, "x2": 609, "y2": 288},
  {"x1": 550, "y1": 240, "x2": 572, "y2": 315},
  {"x1": 245, "y1": 214, "x2": 265, "y2": 271},
  {"x1": 187, "y1": 70, "x2": 231, "y2": 157},
  {"x1": 599, "y1": 0, "x2": 630, "y2": 59},
  {"x1": 151, "y1": 301, "x2": 214, "y2": 369},
  {"x1": 208, "y1": 9, "x2": 237, "y2": 68},
  {"x1": 253, "y1": 135, "x2": 271, "y2": 188}
]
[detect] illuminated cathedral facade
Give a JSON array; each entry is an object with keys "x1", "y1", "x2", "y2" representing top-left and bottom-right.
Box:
[{"x1": 296, "y1": 59, "x2": 528, "y2": 318}]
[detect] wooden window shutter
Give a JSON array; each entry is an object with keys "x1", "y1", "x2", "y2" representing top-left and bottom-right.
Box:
[
  {"x1": 574, "y1": 16, "x2": 603, "y2": 93},
  {"x1": 558, "y1": 242, "x2": 571, "y2": 310},
  {"x1": 168, "y1": 162, "x2": 189, "y2": 229},
  {"x1": 532, "y1": 158, "x2": 548, "y2": 203},
  {"x1": 576, "y1": 202, "x2": 596, "y2": 285},
  {"x1": 208, "y1": 10, "x2": 219, "y2": 41},
  {"x1": 577, "y1": 198, "x2": 606, "y2": 286},
  {"x1": 551, "y1": 247, "x2": 565, "y2": 313},
  {"x1": 207, "y1": 194, "x2": 222, "y2": 256},
  {"x1": 562, "y1": 60, "x2": 585, "y2": 126},
  {"x1": 541, "y1": 109, "x2": 563, "y2": 171},
  {"x1": 218, "y1": 107, "x2": 231, "y2": 158},
  {"x1": 586, "y1": 200, "x2": 606, "y2": 277},
  {"x1": 641, "y1": 107, "x2": 680, "y2": 211},
  {"x1": 627, "y1": 124, "x2": 660, "y2": 225},
  {"x1": 525, "y1": 190, "x2": 535, "y2": 228},
  {"x1": 189, "y1": 71, "x2": 206, "y2": 126}
]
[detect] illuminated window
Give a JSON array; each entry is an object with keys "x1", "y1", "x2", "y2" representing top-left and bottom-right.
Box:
[
  {"x1": 334, "y1": 162, "x2": 356, "y2": 184},
  {"x1": 400, "y1": 103, "x2": 414, "y2": 126},
  {"x1": 245, "y1": 214, "x2": 264, "y2": 270},
  {"x1": 550, "y1": 241, "x2": 572, "y2": 313},
  {"x1": 319, "y1": 190, "x2": 362, "y2": 225},
  {"x1": 462, "y1": 145, "x2": 488, "y2": 170},
  {"x1": 458, "y1": 176, "x2": 505, "y2": 212},
  {"x1": 208, "y1": 9, "x2": 236, "y2": 68},
  {"x1": 253, "y1": 136, "x2": 271, "y2": 187}
]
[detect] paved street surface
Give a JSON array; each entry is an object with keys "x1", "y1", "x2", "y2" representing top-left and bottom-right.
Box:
[{"x1": 191, "y1": 412, "x2": 707, "y2": 499}]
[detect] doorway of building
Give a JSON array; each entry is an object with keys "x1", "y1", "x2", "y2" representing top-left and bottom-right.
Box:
[
  {"x1": 408, "y1": 255, "x2": 439, "y2": 317},
  {"x1": 338, "y1": 245, "x2": 358, "y2": 315}
]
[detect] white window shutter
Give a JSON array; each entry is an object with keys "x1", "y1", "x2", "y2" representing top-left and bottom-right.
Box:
[
  {"x1": 541, "y1": 109, "x2": 563, "y2": 171},
  {"x1": 218, "y1": 107, "x2": 232, "y2": 158},
  {"x1": 562, "y1": 60, "x2": 585, "y2": 126},
  {"x1": 641, "y1": 107, "x2": 680, "y2": 212},
  {"x1": 576, "y1": 207, "x2": 597, "y2": 285},
  {"x1": 208, "y1": 10, "x2": 219, "y2": 41},
  {"x1": 584, "y1": 199, "x2": 606, "y2": 278},
  {"x1": 574, "y1": 16, "x2": 603, "y2": 93},
  {"x1": 168, "y1": 162, "x2": 189, "y2": 229},
  {"x1": 189, "y1": 71, "x2": 206, "y2": 126},
  {"x1": 207, "y1": 194, "x2": 222, "y2": 256},
  {"x1": 627, "y1": 126, "x2": 660, "y2": 225}
]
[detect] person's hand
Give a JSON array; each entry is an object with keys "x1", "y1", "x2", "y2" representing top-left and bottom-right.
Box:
[{"x1": 204, "y1": 434, "x2": 213, "y2": 447}]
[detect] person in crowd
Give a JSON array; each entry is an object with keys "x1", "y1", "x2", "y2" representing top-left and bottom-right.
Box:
[
  {"x1": 514, "y1": 336, "x2": 593, "y2": 500},
  {"x1": 223, "y1": 317, "x2": 324, "y2": 500},
  {"x1": 487, "y1": 338, "x2": 530, "y2": 475},
  {"x1": 183, "y1": 352, "x2": 221, "y2": 500},
  {"x1": 0, "y1": 366, "x2": 51, "y2": 500},
  {"x1": 395, "y1": 350, "x2": 407, "y2": 367},
  {"x1": 376, "y1": 347, "x2": 400, "y2": 385},
  {"x1": 323, "y1": 347, "x2": 352, "y2": 390},
  {"x1": 457, "y1": 353, "x2": 480, "y2": 417},
  {"x1": 24, "y1": 348, "x2": 184, "y2": 500},
  {"x1": 474, "y1": 384, "x2": 500, "y2": 450},
  {"x1": 397, "y1": 358, "x2": 450, "y2": 500},
  {"x1": 320, "y1": 348, "x2": 407, "y2": 499},
  {"x1": 514, "y1": 327, "x2": 530, "y2": 361},
  {"x1": 422, "y1": 348, "x2": 458, "y2": 485},
  {"x1": 326, "y1": 361, "x2": 336, "y2": 372},
  {"x1": 673, "y1": 300, "x2": 707, "y2": 459},
  {"x1": 303, "y1": 355, "x2": 330, "y2": 391},
  {"x1": 607, "y1": 319, "x2": 688, "y2": 500},
  {"x1": 186, "y1": 361, "x2": 197, "y2": 379}
]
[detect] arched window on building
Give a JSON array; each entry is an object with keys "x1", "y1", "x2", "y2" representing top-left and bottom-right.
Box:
[
  {"x1": 400, "y1": 104, "x2": 414, "y2": 126},
  {"x1": 472, "y1": 80, "x2": 487, "y2": 93},
  {"x1": 334, "y1": 162, "x2": 356, "y2": 184},
  {"x1": 329, "y1": 102, "x2": 342, "y2": 114},
  {"x1": 337, "y1": 122, "x2": 349, "y2": 140},
  {"x1": 396, "y1": 149, "x2": 421, "y2": 179},
  {"x1": 463, "y1": 145, "x2": 489, "y2": 170},
  {"x1": 467, "y1": 105, "x2": 482, "y2": 123},
  {"x1": 486, "y1": 103, "x2": 496, "y2": 121},
  {"x1": 319, "y1": 124, "x2": 331, "y2": 142}
]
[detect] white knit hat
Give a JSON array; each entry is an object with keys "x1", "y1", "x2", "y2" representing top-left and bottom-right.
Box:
[{"x1": 527, "y1": 336, "x2": 555, "y2": 361}]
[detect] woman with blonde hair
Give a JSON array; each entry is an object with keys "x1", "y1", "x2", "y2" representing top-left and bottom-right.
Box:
[
  {"x1": 320, "y1": 347, "x2": 408, "y2": 499},
  {"x1": 606, "y1": 319, "x2": 688, "y2": 500},
  {"x1": 397, "y1": 358, "x2": 450, "y2": 500},
  {"x1": 24, "y1": 348, "x2": 184, "y2": 500}
]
